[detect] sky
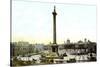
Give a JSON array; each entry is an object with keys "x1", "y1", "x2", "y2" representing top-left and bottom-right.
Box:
[{"x1": 12, "y1": 0, "x2": 96, "y2": 44}]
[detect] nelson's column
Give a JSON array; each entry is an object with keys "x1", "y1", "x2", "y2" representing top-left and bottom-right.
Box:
[{"x1": 51, "y1": 6, "x2": 58, "y2": 54}]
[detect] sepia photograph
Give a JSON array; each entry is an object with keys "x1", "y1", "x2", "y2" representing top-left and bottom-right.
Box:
[{"x1": 10, "y1": 0, "x2": 97, "y2": 66}]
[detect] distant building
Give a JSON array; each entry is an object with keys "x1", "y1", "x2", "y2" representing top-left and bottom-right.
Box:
[
  {"x1": 11, "y1": 41, "x2": 34, "y2": 56},
  {"x1": 66, "y1": 39, "x2": 70, "y2": 44},
  {"x1": 34, "y1": 44, "x2": 44, "y2": 53}
]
